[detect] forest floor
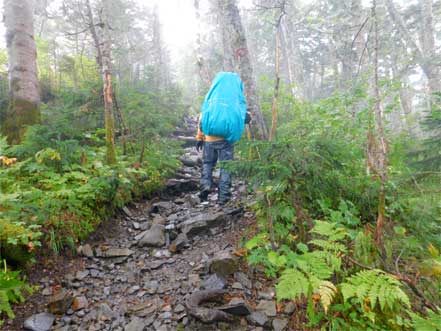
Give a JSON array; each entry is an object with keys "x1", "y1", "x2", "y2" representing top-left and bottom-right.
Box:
[{"x1": 6, "y1": 141, "x2": 301, "y2": 331}]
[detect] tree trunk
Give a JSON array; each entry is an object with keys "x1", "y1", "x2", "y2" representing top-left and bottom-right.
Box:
[
  {"x1": 385, "y1": 0, "x2": 440, "y2": 103},
  {"x1": 2, "y1": 0, "x2": 40, "y2": 145},
  {"x1": 100, "y1": 2, "x2": 117, "y2": 165},
  {"x1": 217, "y1": 0, "x2": 268, "y2": 140},
  {"x1": 86, "y1": 0, "x2": 116, "y2": 164},
  {"x1": 370, "y1": 0, "x2": 388, "y2": 250},
  {"x1": 269, "y1": 27, "x2": 281, "y2": 141}
]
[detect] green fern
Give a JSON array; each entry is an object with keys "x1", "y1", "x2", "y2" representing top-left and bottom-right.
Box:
[
  {"x1": 276, "y1": 268, "x2": 310, "y2": 300},
  {"x1": 0, "y1": 262, "x2": 32, "y2": 320},
  {"x1": 340, "y1": 269, "x2": 410, "y2": 313},
  {"x1": 410, "y1": 308, "x2": 441, "y2": 331},
  {"x1": 319, "y1": 280, "x2": 337, "y2": 314}
]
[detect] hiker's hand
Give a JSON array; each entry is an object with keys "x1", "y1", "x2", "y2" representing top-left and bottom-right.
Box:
[{"x1": 196, "y1": 141, "x2": 204, "y2": 152}]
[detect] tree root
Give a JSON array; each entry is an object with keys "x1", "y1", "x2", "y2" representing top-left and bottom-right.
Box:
[{"x1": 185, "y1": 289, "x2": 233, "y2": 323}]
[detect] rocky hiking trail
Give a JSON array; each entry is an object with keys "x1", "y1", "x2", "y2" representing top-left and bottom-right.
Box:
[{"x1": 7, "y1": 124, "x2": 295, "y2": 331}]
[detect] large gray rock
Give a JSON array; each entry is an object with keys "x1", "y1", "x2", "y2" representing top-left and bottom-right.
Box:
[
  {"x1": 208, "y1": 251, "x2": 238, "y2": 278},
  {"x1": 24, "y1": 312, "x2": 55, "y2": 331},
  {"x1": 178, "y1": 212, "x2": 227, "y2": 237},
  {"x1": 125, "y1": 317, "x2": 146, "y2": 331},
  {"x1": 138, "y1": 224, "x2": 166, "y2": 247}
]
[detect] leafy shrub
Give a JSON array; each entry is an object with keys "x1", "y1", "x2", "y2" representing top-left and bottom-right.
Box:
[{"x1": 0, "y1": 260, "x2": 33, "y2": 323}]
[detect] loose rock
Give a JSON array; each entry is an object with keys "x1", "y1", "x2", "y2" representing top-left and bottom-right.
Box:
[
  {"x1": 24, "y1": 312, "x2": 55, "y2": 331},
  {"x1": 138, "y1": 224, "x2": 166, "y2": 247},
  {"x1": 124, "y1": 317, "x2": 146, "y2": 331},
  {"x1": 47, "y1": 289, "x2": 73, "y2": 314},
  {"x1": 208, "y1": 251, "x2": 238, "y2": 277},
  {"x1": 256, "y1": 300, "x2": 277, "y2": 317},
  {"x1": 273, "y1": 318, "x2": 289, "y2": 331}
]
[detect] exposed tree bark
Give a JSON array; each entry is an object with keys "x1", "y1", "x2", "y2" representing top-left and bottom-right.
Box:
[
  {"x1": 217, "y1": 0, "x2": 268, "y2": 140},
  {"x1": 86, "y1": 0, "x2": 116, "y2": 164},
  {"x1": 270, "y1": 14, "x2": 283, "y2": 141},
  {"x1": 1, "y1": 0, "x2": 41, "y2": 144},
  {"x1": 369, "y1": 0, "x2": 388, "y2": 250}
]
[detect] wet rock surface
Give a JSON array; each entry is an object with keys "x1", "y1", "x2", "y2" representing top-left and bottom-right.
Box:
[{"x1": 18, "y1": 143, "x2": 295, "y2": 331}]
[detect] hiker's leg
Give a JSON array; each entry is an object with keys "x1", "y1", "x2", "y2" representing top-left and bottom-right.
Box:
[
  {"x1": 218, "y1": 142, "x2": 234, "y2": 204},
  {"x1": 200, "y1": 142, "x2": 217, "y2": 200}
]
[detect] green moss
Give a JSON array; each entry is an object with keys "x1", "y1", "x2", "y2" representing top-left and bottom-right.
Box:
[{"x1": 0, "y1": 97, "x2": 40, "y2": 145}]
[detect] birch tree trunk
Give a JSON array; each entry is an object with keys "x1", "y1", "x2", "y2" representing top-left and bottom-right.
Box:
[
  {"x1": 1, "y1": 0, "x2": 40, "y2": 144},
  {"x1": 217, "y1": 0, "x2": 268, "y2": 140},
  {"x1": 86, "y1": 0, "x2": 116, "y2": 164}
]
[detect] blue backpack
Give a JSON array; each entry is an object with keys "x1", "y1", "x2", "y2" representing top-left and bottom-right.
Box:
[{"x1": 201, "y1": 72, "x2": 247, "y2": 143}]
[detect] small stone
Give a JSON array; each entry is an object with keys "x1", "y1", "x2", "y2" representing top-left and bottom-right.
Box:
[
  {"x1": 123, "y1": 206, "x2": 133, "y2": 218},
  {"x1": 144, "y1": 280, "x2": 159, "y2": 294},
  {"x1": 138, "y1": 224, "x2": 166, "y2": 247},
  {"x1": 283, "y1": 302, "x2": 295, "y2": 315},
  {"x1": 24, "y1": 312, "x2": 55, "y2": 331},
  {"x1": 234, "y1": 272, "x2": 252, "y2": 289},
  {"x1": 272, "y1": 318, "x2": 289, "y2": 331},
  {"x1": 124, "y1": 317, "x2": 146, "y2": 331},
  {"x1": 41, "y1": 288, "x2": 52, "y2": 296},
  {"x1": 78, "y1": 244, "x2": 94, "y2": 258},
  {"x1": 208, "y1": 251, "x2": 238, "y2": 277},
  {"x1": 168, "y1": 233, "x2": 189, "y2": 253},
  {"x1": 219, "y1": 298, "x2": 251, "y2": 316},
  {"x1": 232, "y1": 282, "x2": 244, "y2": 290},
  {"x1": 174, "y1": 304, "x2": 185, "y2": 314},
  {"x1": 96, "y1": 303, "x2": 114, "y2": 321},
  {"x1": 47, "y1": 289, "x2": 73, "y2": 314},
  {"x1": 72, "y1": 296, "x2": 88, "y2": 311},
  {"x1": 103, "y1": 248, "x2": 134, "y2": 257},
  {"x1": 158, "y1": 311, "x2": 172, "y2": 320},
  {"x1": 161, "y1": 305, "x2": 172, "y2": 312},
  {"x1": 202, "y1": 273, "x2": 227, "y2": 290},
  {"x1": 75, "y1": 270, "x2": 89, "y2": 281},
  {"x1": 258, "y1": 289, "x2": 275, "y2": 300},
  {"x1": 133, "y1": 222, "x2": 140, "y2": 230},
  {"x1": 128, "y1": 285, "x2": 140, "y2": 294},
  {"x1": 247, "y1": 311, "x2": 268, "y2": 326},
  {"x1": 256, "y1": 300, "x2": 277, "y2": 317}
]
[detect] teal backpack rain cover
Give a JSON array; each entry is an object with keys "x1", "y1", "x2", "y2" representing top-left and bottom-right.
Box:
[{"x1": 201, "y1": 72, "x2": 247, "y2": 143}]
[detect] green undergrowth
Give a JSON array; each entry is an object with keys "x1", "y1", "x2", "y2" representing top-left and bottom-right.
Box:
[
  {"x1": 0, "y1": 86, "x2": 183, "y2": 266},
  {"x1": 230, "y1": 89, "x2": 441, "y2": 330}
]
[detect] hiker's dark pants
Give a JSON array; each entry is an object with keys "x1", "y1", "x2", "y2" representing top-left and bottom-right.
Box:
[{"x1": 200, "y1": 141, "x2": 234, "y2": 203}]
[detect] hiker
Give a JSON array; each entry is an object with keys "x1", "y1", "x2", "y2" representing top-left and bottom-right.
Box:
[{"x1": 196, "y1": 72, "x2": 251, "y2": 205}]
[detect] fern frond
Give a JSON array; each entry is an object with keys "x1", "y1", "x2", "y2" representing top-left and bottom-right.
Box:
[
  {"x1": 318, "y1": 280, "x2": 337, "y2": 314},
  {"x1": 310, "y1": 220, "x2": 347, "y2": 242},
  {"x1": 410, "y1": 308, "x2": 441, "y2": 331},
  {"x1": 309, "y1": 239, "x2": 347, "y2": 254},
  {"x1": 340, "y1": 269, "x2": 410, "y2": 313},
  {"x1": 276, "y1": 268, "x2": 309, "y2": 301}
]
